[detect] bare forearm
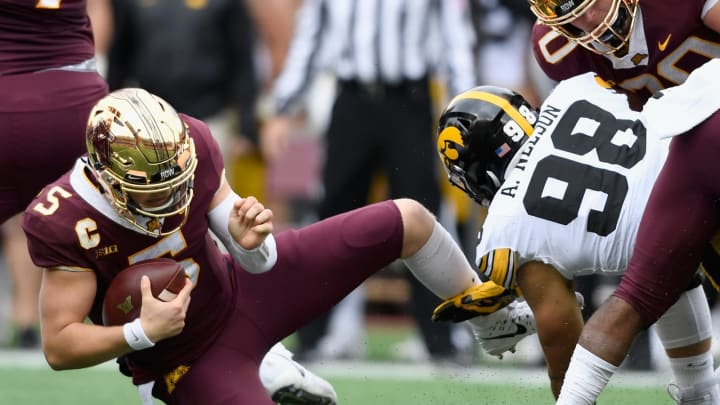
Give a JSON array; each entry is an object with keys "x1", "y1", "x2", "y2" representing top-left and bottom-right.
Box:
[
  {"x1": 44, "y1": 321, "x2": 133, "y2": 370},
  {"x1": 578, "y1": 296, "x2": 643, "y2": 366}
]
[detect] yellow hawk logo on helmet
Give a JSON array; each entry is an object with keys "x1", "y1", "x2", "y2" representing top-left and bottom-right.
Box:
[{"x1": 437, "y1": 126, "x2": 464, "y2": 166}]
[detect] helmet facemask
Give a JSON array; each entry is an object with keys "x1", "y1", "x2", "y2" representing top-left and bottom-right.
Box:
[
  {"x1": 530, "y1": 0, "x2": 638, "y2": 56},
  {"x1": 86, "y1": 88, "x2": 198, "y2": 237}
]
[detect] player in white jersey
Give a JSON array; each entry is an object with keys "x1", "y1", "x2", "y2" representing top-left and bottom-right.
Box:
[
  {"x1": 431, "y1": 69, "x2": 718, "y2": 402},
  {"x1": 476, "y1": 75, "x2": 669, "y2": 280}
]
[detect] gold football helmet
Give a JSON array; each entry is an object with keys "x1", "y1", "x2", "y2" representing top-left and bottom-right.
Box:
[
  {"x1": 530, "y1": 0, "x2": 638, "y2": 55},
  {"x1": 86, "y1": 88, "x2": 198, "y2": 236}
]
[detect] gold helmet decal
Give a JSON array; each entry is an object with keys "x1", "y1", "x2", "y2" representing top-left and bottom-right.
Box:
[
  {"x1": 436, "y1": 85, "x2": 538, "y2": 206},
  {"x1": 437, "y1": 126, "x2": 464, "y2": 166}
]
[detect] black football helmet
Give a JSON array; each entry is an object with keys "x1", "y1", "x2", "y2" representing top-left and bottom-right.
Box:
[{"x1": 437, "y1": 86, "x2": 538, "y2": 206}]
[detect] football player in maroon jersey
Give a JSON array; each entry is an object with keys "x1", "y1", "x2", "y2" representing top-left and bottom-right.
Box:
[
  {"x1": 1, "y1": 3, "x2": 335, "y2": 403},
  {"x1": 530, "y1": 0, "x2": 720, "y2": 401},
  {"x1": 22, "y1": 88, "x2": 523, "y2": 404},
  {"x1": 531, "y1": 0, "x2": 720, "y2": 102},
  {"x1": 428, "y1": 73, "x2": 720, "y2": 402},
  {"x1": 0, "y1": 0, "x2": 109, "y2": 348},
  {"x1": 556, "y1": 62, "x2": 720, "y2": 404}
]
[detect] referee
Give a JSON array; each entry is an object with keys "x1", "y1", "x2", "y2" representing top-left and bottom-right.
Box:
[{"x1": 261, "y1": 0, "x2": 478, "y2": 364}]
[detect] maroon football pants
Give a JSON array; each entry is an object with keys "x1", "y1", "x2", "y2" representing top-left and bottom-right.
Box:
[
  {"x1": 616, "y1": 113, "x2": 720, "y2": 325},
  {"x1": 0, "y1": 69, "x2": 107, "y2": 223},
  {"x1": 156, "y1": 200, "x2": 404, "y2": 404}
]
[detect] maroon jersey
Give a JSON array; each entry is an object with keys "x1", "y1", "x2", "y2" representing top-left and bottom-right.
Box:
[
  {"x1": 532, "y1": 0, "x2": 720, "y2": 101},
  {"x1": 0, "y1": 0, "x2": 96, "y2": 75},
  {"x1": 615, "y1": 110, "x2": 720, "y2": 324},
  {"x1": 23, "y1": 114, "x2": 407, "y2": 402},
  {"x1": 23, "y1": 115, "x2": 231, "y2": 378}
]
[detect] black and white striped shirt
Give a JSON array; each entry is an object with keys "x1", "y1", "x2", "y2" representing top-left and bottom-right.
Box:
[{"x1": 273, "y1": 0, "x2": 478, "y2": 115}]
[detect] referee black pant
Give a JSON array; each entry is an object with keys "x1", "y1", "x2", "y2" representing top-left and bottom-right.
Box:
[{"x1": 297, "y1": 76, "x2": 459, "y2": 361}]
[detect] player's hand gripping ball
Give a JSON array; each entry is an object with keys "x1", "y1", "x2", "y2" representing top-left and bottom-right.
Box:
[{"x1": 102, "y1": 258, "x2": 187, "y2": 326}]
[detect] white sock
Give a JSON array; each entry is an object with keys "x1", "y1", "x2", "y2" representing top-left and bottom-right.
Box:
[
  {"x1": 669, "y1": 352, "x2": 716, "y2": 388},
  {"x1": 557, "y1": 345, "x2": 618, "y2": 405},
  {"x1": 402, "y1": 221, "x2": 480, "y2": 299},
  {"x1": 656, "y1": 286, "x2": 712, "y2": 349}
]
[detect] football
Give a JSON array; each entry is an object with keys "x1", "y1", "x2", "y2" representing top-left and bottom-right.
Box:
[{"x1": 102, "y1": 258, "x2": 187, "y2": 326}]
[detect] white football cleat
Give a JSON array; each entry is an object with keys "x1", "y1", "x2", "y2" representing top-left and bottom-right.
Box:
[
  {"x1": 260, "y1": 343, "x2": 338, "y2": 405},
  {"x1": 469, "y1": 299, "x2": 537, "y2": 358},
  {"x1": 668, "y1": 373, "x2": 720, "y2": 405}
]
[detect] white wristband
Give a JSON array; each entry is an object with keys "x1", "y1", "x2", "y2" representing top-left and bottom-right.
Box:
[
  {"x1": 207, "y1": 191, "x2": 278, "y2": 274},
  {"x1": 123, "y1": 318, "x2": 155, "y2": 351}
]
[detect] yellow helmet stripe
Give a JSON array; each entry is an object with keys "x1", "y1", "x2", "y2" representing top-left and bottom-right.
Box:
[{"x1": 450, "y1": 91, "x2": 534, "y2": 136}]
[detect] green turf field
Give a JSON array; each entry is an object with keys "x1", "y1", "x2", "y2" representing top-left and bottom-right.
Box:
[
  {"x1": 0, "y1": 364, "x2": 675, "y2": 404},
  {"x1": 0, "y1": 323, "x2": 676, "y2": 404}
]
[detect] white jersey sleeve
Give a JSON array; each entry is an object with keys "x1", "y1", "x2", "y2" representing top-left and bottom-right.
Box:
[
  {"x1": 643, "y1": 58, "x2": 720, "y2": 139},
  {"x1": 477, "y1": 73, "x2": 670, "y2": 287}
]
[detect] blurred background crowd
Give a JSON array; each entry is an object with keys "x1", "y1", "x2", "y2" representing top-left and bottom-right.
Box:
[{"x1": 1, "y1": 0, "x2": 709, "y2": 373}]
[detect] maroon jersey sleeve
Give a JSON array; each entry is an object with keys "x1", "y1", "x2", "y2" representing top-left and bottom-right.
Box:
[
  {"x1": 23, "y1": 176, "x2": 97, "y2": 272},
  {"x1": 0, "y1": 0, "x2": 96, "y2": 75}
]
